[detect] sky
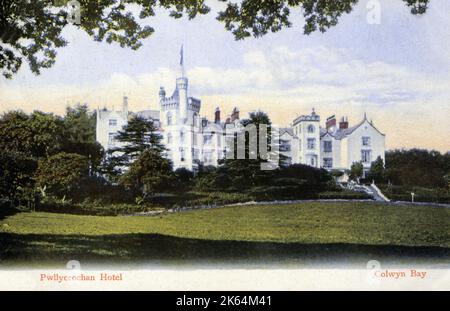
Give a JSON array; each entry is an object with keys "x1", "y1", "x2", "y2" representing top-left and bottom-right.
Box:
[{"x1": 0, "y1": 0, "x2": 449, "y2": 152}]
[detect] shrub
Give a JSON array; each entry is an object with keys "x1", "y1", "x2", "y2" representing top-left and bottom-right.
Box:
[
  {"x1": 378, "y1": 184, "x2": 450, "y2": 204},
  {"x1": 317, "y1": 191, "x2": 371, "y2": 200}
]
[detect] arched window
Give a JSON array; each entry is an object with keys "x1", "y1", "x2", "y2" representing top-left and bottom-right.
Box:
[
  {"x1": 167, "y1": 113, "x2": 172, "y2": 126},
  {"x1": 307, "y1": 124, "x2": 315, "y2": 133},
  {"x1": 167, "y1": 133, "x2": 172, "y2": 144}
]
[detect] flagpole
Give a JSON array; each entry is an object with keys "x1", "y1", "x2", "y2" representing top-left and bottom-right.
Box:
[{"x1": 180, "y1": 44, "x2": 184, "y2": 78}]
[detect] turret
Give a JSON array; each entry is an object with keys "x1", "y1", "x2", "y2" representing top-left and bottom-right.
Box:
[
  {"x1": 177, "y1": 77, "x2": 188, "y2": 123},
  {"x1": 159, "y1": 87, "x2": 166, "y2": 101}
]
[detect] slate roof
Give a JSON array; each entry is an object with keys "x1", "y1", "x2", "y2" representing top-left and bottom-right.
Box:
[
  {"x1": 320, "y1": 116, "x2": 385, "y2": 140},
  {"x1": 280, "y1": 127, "x2": 298, "y2": 139},
  {"x1": 135, "y1": 110, "x2": 160, "y2": 120}
]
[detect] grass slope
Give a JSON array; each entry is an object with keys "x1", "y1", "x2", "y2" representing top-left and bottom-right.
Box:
[{"x1": 0, "y1": 202, "x2": 449, "y2": 266}]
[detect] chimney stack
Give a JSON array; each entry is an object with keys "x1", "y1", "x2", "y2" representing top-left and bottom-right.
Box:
[
  {"x1": 326, "y1": 115, "x2": 336, "y2": 130},
  {"x1": 339, "y1": 116, "x2": 349, "y2": 129},
  {"x1": 215, "y1": 107, "x2": 221, "y2": 124},
  {"x1": 231, "y1": 107, "x2": 240, "y2": 122}
]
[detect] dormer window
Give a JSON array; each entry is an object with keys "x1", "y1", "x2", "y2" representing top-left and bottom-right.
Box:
[
  {"x1": 109, "y1": 119, "x2": 117, "y2": 126},
  {"x1": 307, "y1": 125, "x2": 315, "y2": 133}
]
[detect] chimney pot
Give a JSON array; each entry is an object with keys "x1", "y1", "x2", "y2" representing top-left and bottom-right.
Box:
[
  {"x1": 215, "y1": 107, "x2": 221, "y2": 124},
  {"x1": 339, "y1": 116, "x2": 349, "y2": 129}
]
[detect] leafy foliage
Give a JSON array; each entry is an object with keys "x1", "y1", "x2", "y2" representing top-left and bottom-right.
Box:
[
  {"x1": 0, "y1": 0, "x2": 209, "y2": 78},
  {"x1": 385, "y1": 149, "x2": 450, "y2": 188},
  {"x1": 0, "y1": 0, "x2": 430, "y2": 77},
  {"x1": 119, "y1": 149, "x2": 173, "y2": 197},
  {"x1": 0, "y1": 111, "x2": 64, "y2": 159},
  {"x1": 349, "y1": 161, "x2": 363, "y2": 182},
  {"x1": 217, "y1": 0, "x2": 430, "y2": 39},
  {"x1": 0, "y1": 150, "x2": 37, "y2": 202},
  {"x1": 35, "y1": 152, "x2": 90, "y2": 197},
  {"x1": 61, "y1": 104, "x2": 104, "y2": 172},
  {"x1": 104, "y1": 115, "x2": 165, "y2": 181},
  {"x1": 220, "y1": 111, "x2": 275, "y2": 189},
  {"x1": 367, "y1": 156, "x2": 385, "y2": 183}
]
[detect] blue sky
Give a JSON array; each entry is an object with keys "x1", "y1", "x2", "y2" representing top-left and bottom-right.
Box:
[{"x1": 0, "y1": 0, "x2": 449, "y2": 151}]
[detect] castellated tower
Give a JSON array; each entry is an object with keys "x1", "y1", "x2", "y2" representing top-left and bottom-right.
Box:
[
  {"x1": 158, "y1": 46, "x2": 202, "y2": 171},
  {"x1": 291, "y1": 108, "x2": 321, "y2": 167},
  {"x1": 176, "y1": 76, "x2": 188, "y2": 123}
]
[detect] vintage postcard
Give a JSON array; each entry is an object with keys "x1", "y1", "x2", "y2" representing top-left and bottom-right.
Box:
[{"x1": 0, "y1": 0, "x2": 449, "y2": 292}]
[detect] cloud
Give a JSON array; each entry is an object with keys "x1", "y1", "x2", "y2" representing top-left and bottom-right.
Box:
[{"x1": 0, "y1": 45, "x2": 449, "y2": 152}]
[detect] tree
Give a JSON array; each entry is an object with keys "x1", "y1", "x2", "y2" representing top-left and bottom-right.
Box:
[
  {"x1": 444, "y1": 173, "x2": 450, "y2": 191},
  {"x1": 0, "y1": 150, "x2": 37, "y2": 203},
  {"x1": 0, "y1": 0, "x2": 430, "y2": 78},
  {"x1": 385, "y1": 149, "x2": 449, "y2": 188},
  {"x1": 0, "y1": 110, "x2": 64, "y2": 159},
  {"x1": 61, "y1": 104, "x2": 104, "y2": 173},
  {"x1": 174, "y1": 167, "x2": 194, "y2": 191},
  {"x1": 349, "y1": 161, "x2": 363, "y2": 182},
  {"x1": 106, "y1": 115, "x2": 164, "y2": 176},
  {"x1": 217, "y1": 0, "x2": 430, "y2": 39},
  {"x1": 119, "y1": 149, "x2": 173, "y2": 198},
  {"x1": 35, "y1": 152, "x2": 90, "y2": 197},
  {"x1": 367, "y1": 156, "x2": 385, "y2": 184},
  {"x1": 222, "y1": 111, "x2": 274, "y2": 190}
]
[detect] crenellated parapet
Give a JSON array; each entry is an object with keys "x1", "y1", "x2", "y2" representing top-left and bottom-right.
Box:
[{"x1": 188, "y1": 97, "x2": 201, "y2": 113}]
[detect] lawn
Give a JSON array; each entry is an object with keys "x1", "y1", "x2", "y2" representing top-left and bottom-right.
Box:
[{"x1": 0, "y1": 202, "x2": 449, "y2": 267}]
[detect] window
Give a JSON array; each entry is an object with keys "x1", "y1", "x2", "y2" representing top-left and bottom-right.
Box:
[
  {"x1": 217, "y1": 134, "x2": 221, "y2": 147},
  {"x1": 109, "y1": 119, "x2": 117, "y2": 126},
  {"x1": 180, "y1": 148, "x2": 185, "y2": 162},
  {"x1": 192, "y1": 132, "x2": 197, "y2": 146},
  {"x1": 203, "y1": 151, "x2": 212, "y2": 163},
  {"x1": 280, "y1": 139, "x2": 291, "y2": 152},
  {"x1": 167, "y1": 113, "x2": 172, "y2": 126},
  {"x1": 180, "y1": 131, "x2": 184, "y2": 144},
  {"x1": 307, "y1": 138, "x2": 316, "y2": 149},
  {"x1": 361, "y1": 150, "x2": 372, "y2": 163},
  {"x1": 192, "y1": 148, "x2": 199, "y2": 160},
  {"x1": 324, "y1": 141, "x2": 332, "y2": 153},
  {"x1": 307, "y1": 124, "x2": 315, "y2": 133},
  {"x1": 362, "y1": 136, "x2": 371, "y2": 146},
  {"x1": 193, "y1": 113, "x2": 198, "y2": 126},
  {"x1": 108, "y1": 133, "x2": 116, "y2": 144},
  {"x1": 203, "y1": 134, "x2": 212, "y2": 145},
  {"x1": 310, "y1": 157, "x2": 315, "y2": 166},
  {"x1": 323, "y1": 158, "x2": 333, "y2": 168},
  {"x1": 283, "y1": 157, "x2": 292, "y2": 166},
  {"x1": 167, "y1": 133, "x2": 172, "y2": 144}
]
